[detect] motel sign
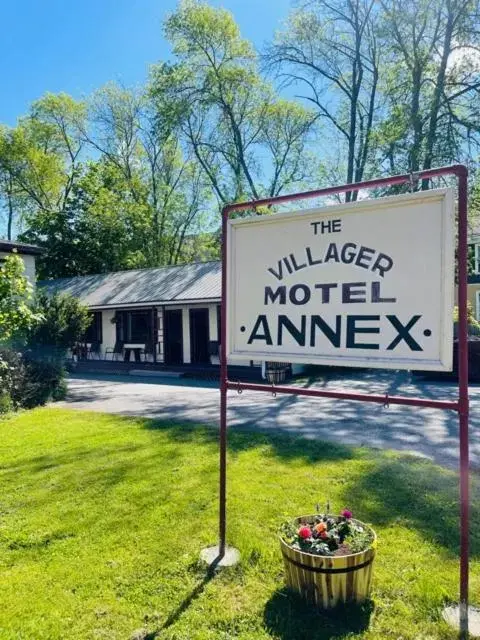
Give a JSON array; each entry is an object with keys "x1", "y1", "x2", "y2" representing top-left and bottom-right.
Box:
[{"x1": 227, "y1": 189, "x2": 455, "y2": 371}]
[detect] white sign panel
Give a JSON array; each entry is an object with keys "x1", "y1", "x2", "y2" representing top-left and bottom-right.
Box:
[{"x1": 227, "y1": 189, "x2": 455, "y2": 371}]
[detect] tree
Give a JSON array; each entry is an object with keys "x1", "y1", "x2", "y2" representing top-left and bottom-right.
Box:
[
  {"x1": 0, "y1": 254, "x2": 42, "y2": 343},
  {"x1": 266, "y1": 0, "x2": 380, "y2": 200},
  {"x1": 22, "y1": 159, "x2": 151, "y2": 279},
  {"x1": 151, "y1": 0, "x2": 317, "y2": 206},
  {"x1": 0, "y1": 94, "x2": 86, "y2": 238},
  {"x1": 377, "y1": 0, "x2": 480, "y2": 183},
  {"x1": 84, "y1": 82, "x2": 213, "y2": 266}
]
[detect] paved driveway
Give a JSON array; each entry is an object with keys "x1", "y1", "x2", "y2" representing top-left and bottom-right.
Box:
[{"x1": 58, "y1": 371, "x2": 480, "y2": 470}]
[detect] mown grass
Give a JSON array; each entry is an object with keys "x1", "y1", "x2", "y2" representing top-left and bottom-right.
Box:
[{"x1": 0, "y1": 408, "x2": 478, "y2": 639}]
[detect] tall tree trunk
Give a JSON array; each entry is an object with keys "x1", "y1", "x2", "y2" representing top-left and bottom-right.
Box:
[
  {"x1": 421, "y1": 6, "x2": 454, "y2": 188},
  {"x1": 410, "y1": 62, "x2": 423, "y2": 174},
  {"x1": 7, "y1": 182, "x2": 14, "y2": 241}
]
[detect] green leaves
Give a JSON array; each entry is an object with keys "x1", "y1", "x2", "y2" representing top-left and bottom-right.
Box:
[{"x1": 0, "y1": 254, "x2": 42, "y2": 343}]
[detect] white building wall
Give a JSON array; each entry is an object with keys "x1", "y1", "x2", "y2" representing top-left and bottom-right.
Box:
[
  {"x1": 101, "y1": 309, "x2": 117, "y2": 356},
  {"x1": 156, "y1": 308, "x2": 164, "y2": 363},
  {"x1": 208, "y1": 304, "x2": 218, "y2": 341},
  {"x1": 181, "y1": 307, "x2": 191, "y2": 363}
]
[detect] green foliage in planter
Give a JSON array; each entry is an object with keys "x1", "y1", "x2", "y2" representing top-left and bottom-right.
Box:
[{"x1": 280, "y1": 512, "x2": 375, "y2": 556}]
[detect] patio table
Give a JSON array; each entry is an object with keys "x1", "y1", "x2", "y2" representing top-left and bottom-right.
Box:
[{"x1": 123, "y1": 343, "x2": 145, "y2": 363}]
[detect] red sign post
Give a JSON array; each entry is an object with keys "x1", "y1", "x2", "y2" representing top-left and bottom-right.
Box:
[{"x1": 217, "y1": 165, "x2": 469, "y2": 635}]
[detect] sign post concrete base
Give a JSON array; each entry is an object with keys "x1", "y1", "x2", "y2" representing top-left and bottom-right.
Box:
[
  {"x1": 443, "y1": 604, "x2": 480, "y2": 638},
  {"x1": 200, "y1": 545, "x2": 240, "y2": 569}
]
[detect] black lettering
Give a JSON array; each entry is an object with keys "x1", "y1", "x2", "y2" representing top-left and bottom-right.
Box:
[
  {"x1": 306, "y1": 247, "x2": 322, "y2": 266},
  {"x1": 346, "y1": 315, "x2": 380, "y2": 350},
  {"x1": 247, "y1": 315, "x2": 273, "y2": 345},
  {"x1": 310, "y1": 315, "x2": 341, "y2": 348},
  {"x1": 264, "y1": 286, "x2": 286, "y2": 305},
  {"x1": 283, "y1": 256, "x2": 293, "y2": 274},
  {"x1": 268, "y1": 260, "x2": 284, "y2": 281},
  {"x1": 332, "y1": 219, "x2": 342, "y2": 232},
  {"x1": 310, "y1": 221, "x2": 321, "y2": 235},
  {"x1": 290, "y1": 253, "x2": 307, "y2": 271},
  {"x1": 324, "y1": 243, "x2": 340, "y2": 263},
  {"x1": 340, "y1": 242, "x2": 357, "y2": 264},
  {"x1": 386, "y1": 315, "x2": 422, "y2": 351},
  {"x1": 289, "y1": 284, "x2": 311, "y2": 305},
  {"x1": 278, "y1": 315, "x2": 306, "y2": 346},
  {"x1": 314, "y1": 283, "x2": 338, "y2": 303},
  {"x1": 372, "y1": 252, "x2": 394, "y2": 278},
  {"x1": 342, "y1": 282, "x2": 366, "y2": 303},
  {"x1": 355, "y1": 246, "x2": 376, "y2": 269},
  {"x1": 371, "y1": 282, "x2": 396, "y2": 303}
]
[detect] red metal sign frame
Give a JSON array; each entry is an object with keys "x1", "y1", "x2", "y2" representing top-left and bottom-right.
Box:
[{"x1": 219, "y1": 165, "x2": 469, "y2": 631}]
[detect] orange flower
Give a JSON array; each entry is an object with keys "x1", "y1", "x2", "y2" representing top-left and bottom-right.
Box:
[{"x1": 315, "y1": 522, "x2": 327, "y2": 534}]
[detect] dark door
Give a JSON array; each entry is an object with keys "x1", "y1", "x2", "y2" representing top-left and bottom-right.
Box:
[
  {"x1": 164, "y1": 309, "x2": 184, "y2": 365},
  {"x1": 190, "y1": 308, "x2": 210, "y2": 364}
]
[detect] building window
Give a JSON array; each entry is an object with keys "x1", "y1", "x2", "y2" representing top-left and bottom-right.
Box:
[
  {"x1": 116, "y1": 310, "x2": 152, "y2": 344},
  {"x1": 84, "y1": 312, "x2": 103, "y2": 344},
  {"x1": 475, "y1": 244, "x2": 480, "y2": 274}
]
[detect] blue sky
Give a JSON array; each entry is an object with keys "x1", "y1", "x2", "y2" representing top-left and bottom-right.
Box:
[{"x1": 1, "y1": 0, "x2": 291, "y2": 126}]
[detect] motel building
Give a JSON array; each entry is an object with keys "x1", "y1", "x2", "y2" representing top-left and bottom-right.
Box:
[
  {"x1": 37, "y1": 260, "x2": 266, "y2": 374},
  {"x1": 38, "y1": 262, "x2": 224, "y2": 367},
  {"x1": 2, "y1": 216, "x2": 480, "y2": 373}
]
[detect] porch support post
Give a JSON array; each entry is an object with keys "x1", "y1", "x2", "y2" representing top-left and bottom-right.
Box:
[{"x1": 152, "y1": 306, "x2": 157, "y2": 363}]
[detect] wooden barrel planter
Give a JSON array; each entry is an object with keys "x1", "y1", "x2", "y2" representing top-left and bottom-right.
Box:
[
  {"x1": 280, "y1": 515, "x2": 376, "y2": 609},
  {"x1": 265, "y1": 362, "x2": 288, "y2": 384}
]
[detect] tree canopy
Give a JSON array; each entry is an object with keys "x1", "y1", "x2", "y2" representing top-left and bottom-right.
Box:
[{"x1": 2, "y1": 0, "x2": 480, "y2": 277}]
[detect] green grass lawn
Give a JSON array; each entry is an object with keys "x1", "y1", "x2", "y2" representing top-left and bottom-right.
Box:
[{"x1": 0, "y1": 408, "x2": 479, "y2": 640}]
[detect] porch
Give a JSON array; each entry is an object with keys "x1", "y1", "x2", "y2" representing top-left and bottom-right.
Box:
[
  {"x1": 75, "y1": 302, "x2": 262, "y2": 380},
  {"x1": 70, "y1": 358, "x2": 264, "y2": 382},
  {"x1": 80, "y1": 303, "x2": 224, "y2": 366}
]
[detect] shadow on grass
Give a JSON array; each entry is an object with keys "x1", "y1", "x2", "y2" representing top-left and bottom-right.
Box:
[
  {"x1": 264, "y1": 588, "x2": 373, "y2": 640},
  {"x1": 146, "y1": 560, "x2": 221, "y2": 639},
  {"x1": 144, "y1": 419, "x2": 357, "y2": 465},
  {"x1": 144, "y1": 421, "x2": 480, "y2": 559},
  {"x1": 340, "y1": 456, "x2": 480, "y2": 557}
]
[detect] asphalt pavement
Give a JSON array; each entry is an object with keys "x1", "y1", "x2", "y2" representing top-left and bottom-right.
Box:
[{"x1": 56, "y1": 370, "x2": 480, "y2": 470}]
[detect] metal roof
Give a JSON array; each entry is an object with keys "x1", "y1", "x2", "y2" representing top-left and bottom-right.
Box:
[
  {"x1": 38, "y1": 261, "x2": 221, "y2": 308},
  {"x1": 0, "y1": 239, "x2": 43, "y2": 256}
]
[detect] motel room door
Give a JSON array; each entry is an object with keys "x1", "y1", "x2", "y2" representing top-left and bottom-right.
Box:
[
  {"x1": 190, "y1": 308, "x2": 210, "y2": 365},
  {"x1": 164, "y1": 309, "x2": 183, "y2": 365}
]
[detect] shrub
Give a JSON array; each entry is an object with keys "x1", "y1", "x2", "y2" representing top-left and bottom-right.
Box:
[
  {"x1": 26, "y1": 292, "x2": 91, "y2": 356},
  {"x1": 21, "y1": 357, "x2": 66, "y2": 408},
  {"x1": 0, "y1": 347, "x2": 67, "y2": 411},
  {"x1": 0, "y1": 347, "x2": 25, "y2": 411},
  {"x1": 0, "y1": 391, "x2": 13, "y2": 414}
]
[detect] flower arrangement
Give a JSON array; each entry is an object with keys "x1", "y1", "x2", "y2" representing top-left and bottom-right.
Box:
[{"x1": 280, "y1": 509, "x2": 374, "y2": 557}]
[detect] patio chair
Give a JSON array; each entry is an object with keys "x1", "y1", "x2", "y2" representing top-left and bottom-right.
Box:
[
  {"x1": 141, "y1": 343, "x2": 154, "y2": 363},
  {"x1": 104, "y1": 341, "x2": 124, "y2": 361},
  {"x1": 87, "y1": 342, "x2": 102, "y2": 360}
]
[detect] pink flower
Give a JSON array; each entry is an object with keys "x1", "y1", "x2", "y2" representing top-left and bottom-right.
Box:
[
  {"x1": 342, "y1": 509, "x2": 353, "y2": 519},
  {"x1": 298, "y1": 526, "x2": 312, "y2": 539}
]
